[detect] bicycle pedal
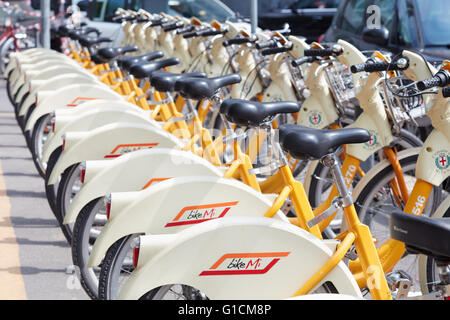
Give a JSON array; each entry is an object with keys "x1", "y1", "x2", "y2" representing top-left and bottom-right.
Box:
[
  {"x1": 386, "y1": 270, "x2": 413, "y2": 299},
  {"x1": 344, "y1": 246, "x2": 358, "y2": 261}
]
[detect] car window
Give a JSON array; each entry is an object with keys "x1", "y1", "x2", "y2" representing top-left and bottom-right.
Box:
[
  {"x1": 396, "y1": 0, "x2": 418, "y2": 47},
  {"x1": 416, "y1": 0, "x2": 450, "y2": 47},
  {"x1": 371, "y1": 0, "x2": 395, "y2": 30},
  {"x1": 282, "y1": 0, "x2": 340, "y2": 10},
  {"x1": 167, "y1": 0, "x2": 235, "y2": 22},
  {"x1": 104, "y1": 0, "x2": 142, "y2": 21},
  {"x1": 340, "y1": 0, "x2": 366, "y2": 33}
]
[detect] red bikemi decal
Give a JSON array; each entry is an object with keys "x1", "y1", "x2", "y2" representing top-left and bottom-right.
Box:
[
  {"x1": 164, "y1": 201, "x2": 239, "y2": 228},
  {"x1": 66, "y1": 97, "x2": 98, "y2": 107},
  {"x1": 104, "y1": 143, "x2": 159, "y2": 158},
  {"x1": 199, "y1": 252, "x2": 290, "y2": 276}
]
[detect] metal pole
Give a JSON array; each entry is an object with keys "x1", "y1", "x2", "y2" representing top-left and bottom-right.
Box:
[
  {"x1": 41, "y1": 0, "x2": 51, "y2": 49},
  {"x1": 250, "y1": 0, "x2": 257, "y2": 34}
]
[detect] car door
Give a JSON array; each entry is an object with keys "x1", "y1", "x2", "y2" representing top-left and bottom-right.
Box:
[
  {"x1": 331, "y1": 0, "x2": 368, "y2": 46},
  {"x1": 392, "y1": 0, "x2": 421, "y2": 54}
]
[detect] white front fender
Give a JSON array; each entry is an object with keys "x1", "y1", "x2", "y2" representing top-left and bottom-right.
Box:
[
  {"x1": 5, "y1": 49, "x2": 56, "y2": 76},
  {"x1": 118, "y1": 217, "x2": 362, "y2": 299},
  {"x1": 7, "y1": 50, "x2": 68, "y2": 80},
  {"x1": 17, "y1": 66, "x2": 98, "y2": 117},
  {"x1": 11, "y1": 58, "x2": 79, "y2": 93},
  {"x1": 42, "y1": 103, "x2": 151, "y2": 163},
  {"x1": 19, "y1": 89, "x2": 53, "y2": 117},
  {"x1": 87, "y1": 176, "x2": 285, "y2": 267},
  {"x1": 63, "y1": 148, "x2": 223, "y2": 225},
  {"x1": 15, "y1": 73, "x2": 99, "y2": 105},
  {"x1": 24, "y1": 83, "x2": 123, "y2": 133},
  {"x1": 47, "y1": 122, "x2": 183, "y2": 185}
]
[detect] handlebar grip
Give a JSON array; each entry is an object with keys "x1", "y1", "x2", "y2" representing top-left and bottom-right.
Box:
[
  {"x1": 261, "y1": 45, "x2": 292, "y2": 56},
  {"x1": 177, "y1": 25, "x2": 195, "y2": 35},
  {"x1": 137, "y1": 17, "x2": 150, "y2": 23},
  {"x1": 417, "y1": 70, "x2": 450, "y2": 91},
  {"x1": 292, "y1": 56, "x2": 315, "y2": 67},
  {"x1": 351, "y1": 58, "x2": 409, "y2": 74},
  {"x1": 162, "y1": 21, "x2": 184, "y2": 32},
  {"x1": 196, "y1": 28, "x2": 225, "y2": 37},
  {"x1": 304, "y1": 48, "x2": 342, "y2": 57},
  {"x1": 183, "y1": 31, "x2": 198, "y2": 39},
  {"x1": 442, "y1": 87, "x2": 450, "y2": 98},
  {"x1": 149, "y1": 18, "x2": 166, "y2": 27},
  {"x1": 255, "y1": 39, "x2": 278, "y2": 50},
  {"x1": 223, "y1": 36, "x2": 255, "y2": 47}
]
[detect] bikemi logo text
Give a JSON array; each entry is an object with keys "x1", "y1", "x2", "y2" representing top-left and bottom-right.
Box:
[
  {"x1": 104, "y1": 143, "x2": 159, "y2": 158},
  {"x1": 199, "y1": 252, "x2": 290, "y2": 276},
  {"x1": 164, "y1": 201, "x2": 239, "y2": 227}
]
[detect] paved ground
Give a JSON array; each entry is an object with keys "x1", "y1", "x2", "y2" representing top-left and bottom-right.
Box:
[{"x1": 0, "y1": 80, "x2": 88, "y2": 300}]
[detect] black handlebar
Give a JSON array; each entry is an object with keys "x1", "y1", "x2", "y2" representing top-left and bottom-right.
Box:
[
  {"x1": 442, "y1": 87, "x2": 450, "y2": 98},
  {"x1": 196, "y1": 27, "x2": 228, "y2": 37},
  {"x1": 162, "y1": 21, "x2": 184, "y2": 32},
  {"x1": 223, "y1": 35, "x2": 256, "y2": 47},
  {"x1": 183, "y1": 31, "x2": 198, "y2": 39},
  {"x1": 149, "y1": 18, "x2": 166, "y2": 27},
  {"x1": 351, "y1": 57, "x2": 410, "y2": 74},
  {"x1": 255, "y1": 39, "x2": 279, "y2": 50},
  {"x1": 177, "y1": 25, "x2": 196, "y2": 35},
  {"x1": 136, "y1": 17, "x2": 150, "y2": 23},
  {"x1": 260, "y1": 44, "x2": 293, "y2": 56},
  {"x1": 417, "y1": 70, "x2": 450, "y2": 91},
  {"x1": 292, "y1": 56, "x2": 316, "y2": 67},
  {"x1": 304, "y1": 46, "x2": 343, "y2": 57}
]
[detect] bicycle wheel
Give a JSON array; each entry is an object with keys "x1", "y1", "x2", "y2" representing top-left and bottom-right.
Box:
[
  {"x1": 44, "y1": 146, "x2": 62, "y2": 215},
  {"x1": 352, "y1": 152, "x2": 446, "y2": 294},
  {"x1": 307, "y1": 129, "x2": 423, "y2": 208},
  {"x1": 0, "y1": 33, "x2": 37, "y2": 75},
  {"x1": 55, "y1": 163, "x2": 83, "y2": 243},
  {"x1": 99, "y1": 235, "x2": 341, "y2": 300},
  {"x1": 0, "y1": 37, "x2": 15, "y2": 76},
  {"x1": 72, "y1": 197, "x2": 108, "y2": 300},
  {"x1": 306, "y1": 129, "x2": 424, "y2": 238},
  {"x1": 139, "y1": 284, "x2": 209, "y2": 300},
  {"x1": 98, "y1": 234, "x2": 140, "y2": 300},
  {"x1": 30, "y1": 114, "x2": 52, "y2": 178},
  {"x1": 418, "y1": 196, "x2": 450, "y2": 294}
]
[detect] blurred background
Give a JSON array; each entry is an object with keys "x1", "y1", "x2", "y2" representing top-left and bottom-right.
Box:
[{"x1": 16, "y1": 0, "x2": 450, "y2": 63}]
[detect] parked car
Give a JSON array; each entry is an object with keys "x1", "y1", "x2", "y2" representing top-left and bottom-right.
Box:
[
  {"x1": 322, "y1": 0, "x2": 450, "y2": 63},
  {"x1": 222, "y1": 0, "x2": 340, "y2": 42},
  {"x1": 76, "y1": 0, "x2": 236, "y2": 23},
  {"x1": 73, "y1": 0, "x2": 237, "y2": 46}
]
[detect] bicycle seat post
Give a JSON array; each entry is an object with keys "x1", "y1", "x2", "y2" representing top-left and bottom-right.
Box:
[{"x1": 321, "y1": 153, "x2": 353, "y2": 207}]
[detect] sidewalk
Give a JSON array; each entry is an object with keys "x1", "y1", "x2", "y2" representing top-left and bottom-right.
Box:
[{"x1": 0, "y1": 80, "x2": 87, "y2": 300}]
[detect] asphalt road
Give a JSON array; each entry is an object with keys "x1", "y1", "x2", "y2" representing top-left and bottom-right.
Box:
[{"x1": 0, "y1": 80, "x2": 88, "y2": 300}]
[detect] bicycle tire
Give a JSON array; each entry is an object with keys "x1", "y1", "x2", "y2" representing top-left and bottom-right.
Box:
[
  {"x1": 30, "y1": 114, "x2": 51, "y2": 178},
  {"x1": 307, "y1": 129, "x2": 424, "y2": 210},
  {"x1": 44, "y1": 146, "x2": 62, "y2": 215},
  {"x1": 418, "y1": 196, "x2": 450, "y2": 294},
  {"x1": 72, "y1": 197, "x2": 107, "y2": 300},
  {"x1": 98, "y1": 234, "x2": 139, "y2": 300},
  {"x1": 55, "y1": 163, "x2": 81, "y2": 243},
  {"x1": 352, "y1": 151, "x2": 445, "y2": 293}
]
